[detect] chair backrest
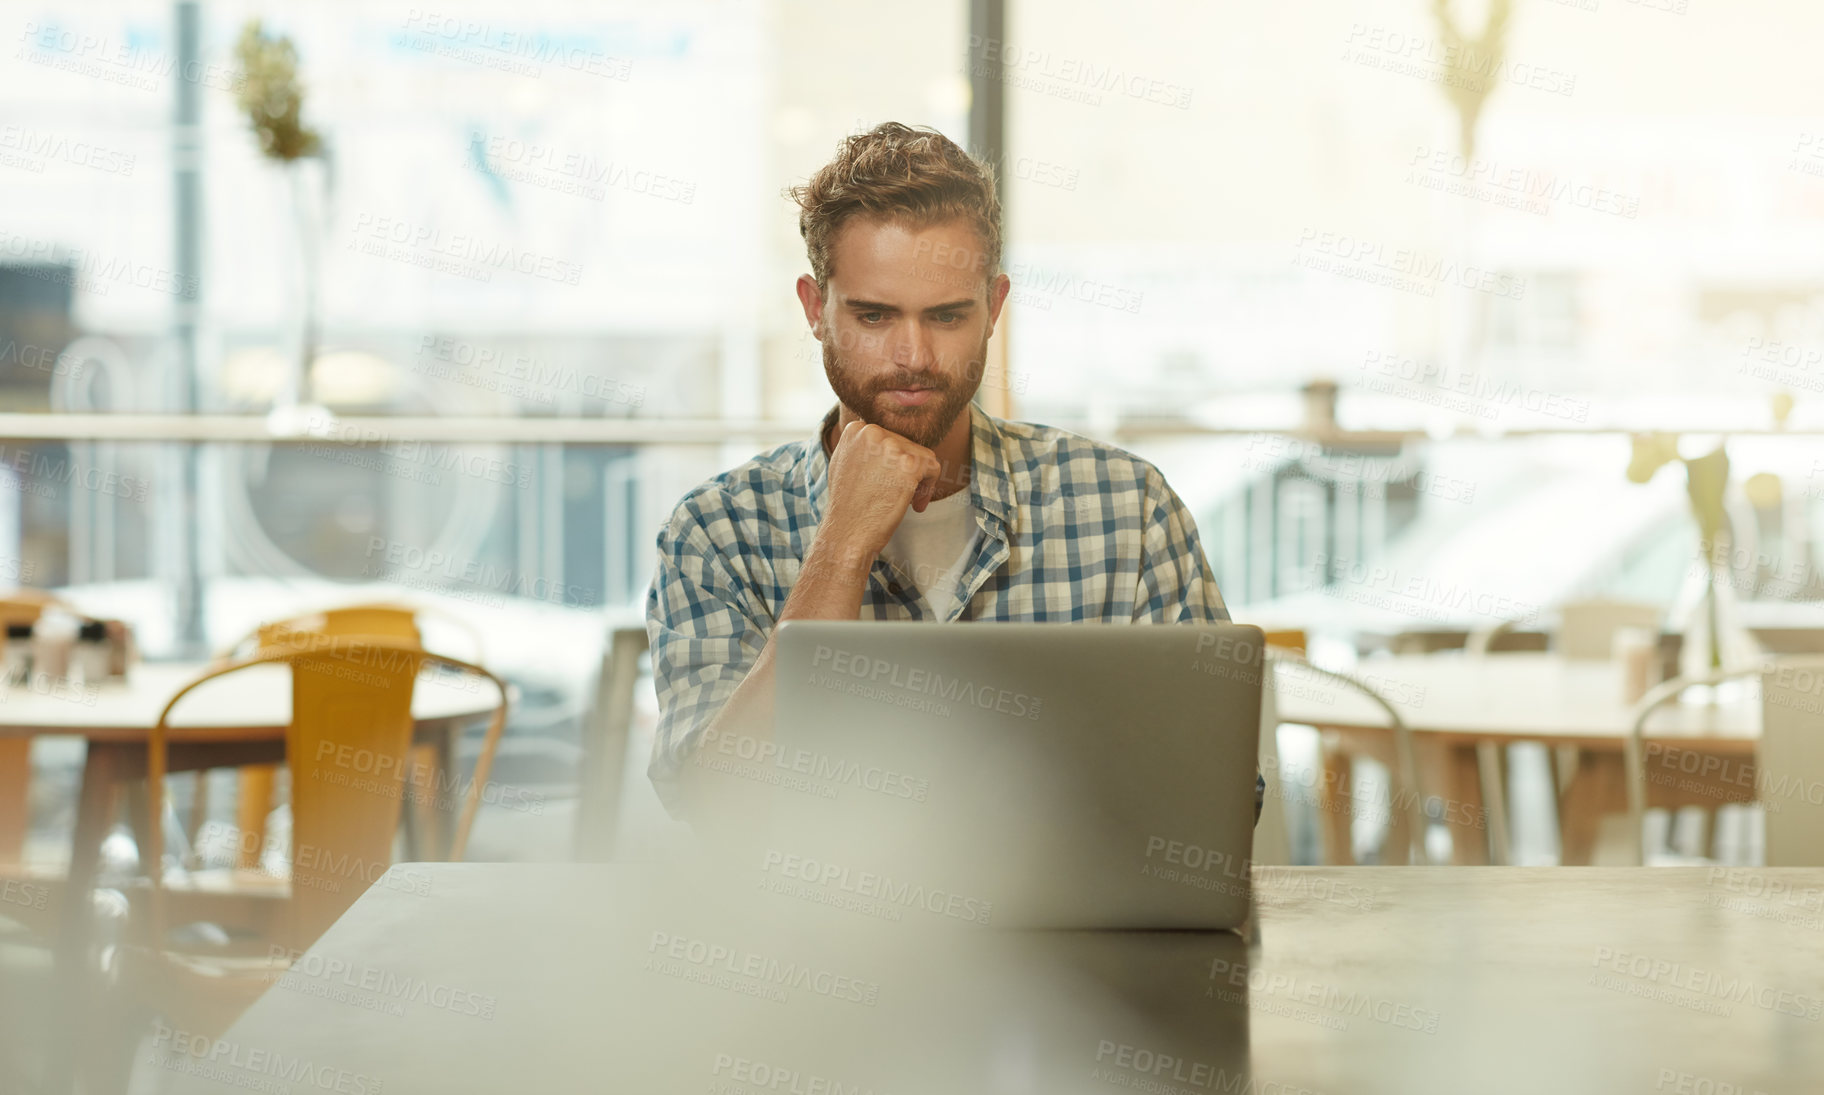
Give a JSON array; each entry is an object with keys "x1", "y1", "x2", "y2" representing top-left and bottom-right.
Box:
[
  {"x1": 1624, "y1": 665, "x2": 1764, "y2": 865},
  {"x1": 250, "y1": 604, "x2": 422, "y2": 657},
  {"x1": 233, "y1": 601, "x2": 486, "y2": 665},
  {"x1": 148, "y1": 638, "x2": 508, "y2": 948},
  {"x1": 1558, "y1": 599, "x2": 1662, "y2": 661},
  {"x1": 1762, "y1": 658, "x2": 1824, "y2": 866},
  {"x1": 0, "y1": 590, "x2": 72, "y2": 629},
  {"x1": 1263, "y1": 651, "x2": 1428, "y2": 865}
]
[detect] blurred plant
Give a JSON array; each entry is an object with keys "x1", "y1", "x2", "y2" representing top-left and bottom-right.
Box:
[
  {"x1": 233, "y1": 22, "x2": 322, "y2": 162},
  {"x1": 1430, "y1": 0, "x2": 1512, "y2": 161},
  {"x1": 1627, "y1": 434, "x2": 1731, "y2": 669},
  {"x1": 232, "y1": 21, "x2": 329, "y2": 425}
]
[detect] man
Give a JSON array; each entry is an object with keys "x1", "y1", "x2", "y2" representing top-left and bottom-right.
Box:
[{"x1": 646, "y1": 121, "x2": 1258, "y2": 827}]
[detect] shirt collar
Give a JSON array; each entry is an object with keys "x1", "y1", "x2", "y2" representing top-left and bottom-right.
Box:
[{"x1": 804, "y1": 402, "x2": 1017, "y2": 538}]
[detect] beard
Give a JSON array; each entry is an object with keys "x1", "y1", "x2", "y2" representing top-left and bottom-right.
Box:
[{"x1": 822, "y1": 333, "x2": 986, "y2": 449}]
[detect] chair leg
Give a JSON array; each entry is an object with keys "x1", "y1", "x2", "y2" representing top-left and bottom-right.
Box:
[
  {"x1": 1445, "y1": 745, "x2": 1489, "y2": 865},
  {"x1": 234, "y1": 766, "x2": 277, "y2": 870},
  {"x1": 1318, "y1": 738, "x2": 1355, "y2": 865},
  {"x1": 1558, "y1": 751, "x2": 1627, "y2": 866},
  {"x1": 0, "y1": 739, "x2": 29, "y2": 865}
]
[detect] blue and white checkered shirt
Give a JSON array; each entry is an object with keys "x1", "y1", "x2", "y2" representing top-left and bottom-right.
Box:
[{"x1": 646, "y1": 402, "x2": 1260, "y2": 819}]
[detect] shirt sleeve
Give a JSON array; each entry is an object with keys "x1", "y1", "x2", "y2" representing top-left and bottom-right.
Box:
[
  {"x1": 1133, "y1": 471, "x2": 1261, "y2": 824},
  {"x1": 1133, "y1": 471, "x2": 1230, "y2": 625},
  {"x1": 644, "y1": 491, "x2": 769, "y2": 820}
]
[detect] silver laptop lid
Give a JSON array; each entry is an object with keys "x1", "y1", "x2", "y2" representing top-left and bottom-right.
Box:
[{"x1": 759, "y1": 621, "x2": 1264, "y2": 930}]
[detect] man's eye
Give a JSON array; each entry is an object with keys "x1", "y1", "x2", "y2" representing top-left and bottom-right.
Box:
[
  {"x1": 935, "y1": 312, "x2": 961, "y2": 324},
  {"x1": 859, "y1": 312, "x2": 885, "y2": 324}
]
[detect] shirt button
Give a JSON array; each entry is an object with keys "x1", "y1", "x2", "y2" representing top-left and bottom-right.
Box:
[{"x1": 887, "y1": 583, "x2": 903, "y2": 595}]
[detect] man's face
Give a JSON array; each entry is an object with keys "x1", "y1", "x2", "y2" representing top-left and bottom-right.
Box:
[{"x1": 797, "y1": 217, "x2": 1010, "y2": 449}]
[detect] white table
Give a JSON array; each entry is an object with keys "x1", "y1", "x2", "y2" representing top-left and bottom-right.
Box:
[
  {"x1": 1270, "y1": 653, "x2": 1760, "y2": 864},
  {"x1": 12, "y1": 660, "x2": 503, "y2": 1095},
  {"x1": 161, "y1": 863, "x2": 1824, "y2": 1095}
]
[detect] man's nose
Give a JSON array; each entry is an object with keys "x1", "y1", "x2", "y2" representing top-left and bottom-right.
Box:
[{"x1": 890, "y1": 320, "x2": 938, "y2": 371}]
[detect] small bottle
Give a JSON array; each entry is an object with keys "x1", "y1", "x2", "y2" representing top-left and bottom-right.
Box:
[
  {"x1": 72, "y1": 620, "x2": 111, "y2": 686},
  {"x1": 2, "y1": 622, "x2": 34, "y2": 686}
]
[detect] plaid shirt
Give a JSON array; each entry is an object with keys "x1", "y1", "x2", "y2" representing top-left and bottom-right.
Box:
[{"x1": 646, "y1": 402, "x2": 1262, "y2": 820}]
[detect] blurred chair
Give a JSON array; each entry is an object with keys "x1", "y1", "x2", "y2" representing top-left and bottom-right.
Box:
[
  {"x1": 0, "y1": 590, "x2": 88, "y2": 869},
  {"x1": 1757, "y1": 659, "x2": 1824, "y2": 866},
  {"x1": 117, "y1": 638, "x2": 507, "y2": 1046},
  {"x1": 1247, "y1": 633, "x2": 1303, "y2": 865},
  {"x1": 1622, "y1": 667, "x2": 1765, "y2": 866},
  {"x1": 1557, "y1": 599, "x2": 1662, "y2": 661},
  {"x1": 217, "y1": 601, "x2": 488, "y2": 868},
  {"x1": 574, "y1": 624, "x2": 650, "y2": 862},
  {"x1": 1267, "y1": 651, "x2": 1428, "y2": 866}
]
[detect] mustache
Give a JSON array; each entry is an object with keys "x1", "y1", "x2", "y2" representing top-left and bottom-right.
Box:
[{"x1": 869, "y1": 374, "x2": 950, "y2": 392}]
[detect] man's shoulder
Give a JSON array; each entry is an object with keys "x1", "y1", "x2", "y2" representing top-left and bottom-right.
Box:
[
  {"x1": 664, "y1": 437, "x2": 814, "y2": 536},
  {"x1": 992, "y1": 416, "x2": 1173, "y2": 497}
]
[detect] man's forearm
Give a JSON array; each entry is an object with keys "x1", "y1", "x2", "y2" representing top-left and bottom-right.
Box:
[{"x1": 676, "y1": 532, "x2": 874, "y2": 819}]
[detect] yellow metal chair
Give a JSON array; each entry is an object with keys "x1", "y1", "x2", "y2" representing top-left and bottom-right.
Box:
[
  {"x1": 219, "y1": 601, "x2": 488, "y2": 866},
  {"x1": 122, "y1": 637, "x2": 507, "y2": 1039}
]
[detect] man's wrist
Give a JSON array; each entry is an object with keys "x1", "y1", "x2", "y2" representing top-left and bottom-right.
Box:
[{"x1": 805, "y1": 524, "x2": 878, "y2": 580}]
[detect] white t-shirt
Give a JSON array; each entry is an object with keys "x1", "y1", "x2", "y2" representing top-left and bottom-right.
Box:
[{"x1": 879, "y1": 487, "x2": 983, "y2": 621}]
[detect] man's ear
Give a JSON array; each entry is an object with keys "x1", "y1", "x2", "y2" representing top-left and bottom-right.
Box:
[
  {"x1": 986, "y1": 271, "x2": 1012, "y2": 333},
  {"x1": 795, "y1": 274, "x2": 826, "y2": 338}
]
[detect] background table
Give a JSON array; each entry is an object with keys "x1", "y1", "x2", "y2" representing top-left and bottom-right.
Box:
[
  {"x1": 161, "y1": 863, "x2": 1824, "y2": 1095},
  {"x1": 6, "y1": 660, "x2": 503, "y2": 1095},
  {"x1": 1272, "y1": 653, "x2": 1760, "y2": 863}
]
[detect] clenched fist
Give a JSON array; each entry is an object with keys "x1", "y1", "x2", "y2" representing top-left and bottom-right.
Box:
[{"x1": 819, "y1": 419, "x2": 944, "y2": 561}]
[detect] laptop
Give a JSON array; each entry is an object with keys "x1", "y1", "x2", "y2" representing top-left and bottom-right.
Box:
[{"x1": 759, "y1": 621, "x2": 1265, "y2": 931}]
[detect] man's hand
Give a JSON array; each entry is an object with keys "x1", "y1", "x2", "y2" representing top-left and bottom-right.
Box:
[{"x1": 818, "y1": 419, "x2": 943, "y2": 561}]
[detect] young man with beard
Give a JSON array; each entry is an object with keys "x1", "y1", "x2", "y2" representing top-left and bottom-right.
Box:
[{"x1": 646, "y1": 122, "x2": 1255, "y2": 829}]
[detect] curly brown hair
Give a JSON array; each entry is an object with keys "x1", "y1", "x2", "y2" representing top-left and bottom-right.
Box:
[{"x1": 788, "y1": 122, "x2": 1002, "y2": 295}]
